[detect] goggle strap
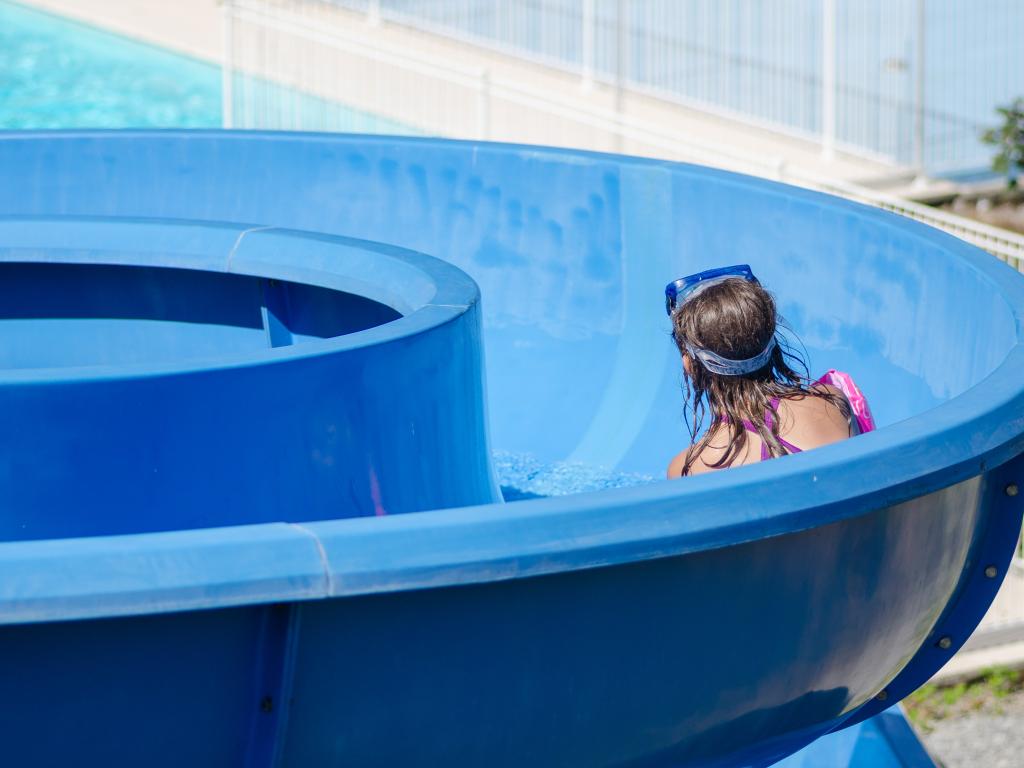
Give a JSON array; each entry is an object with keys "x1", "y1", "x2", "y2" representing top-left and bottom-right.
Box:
[{"x1": 685, "y1": 337, "x2": 777, "y2": 376}]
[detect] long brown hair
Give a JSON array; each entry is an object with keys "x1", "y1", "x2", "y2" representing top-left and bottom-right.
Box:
[{"x1": 671, "y1": 278, "x2": 849, "y2": 476}]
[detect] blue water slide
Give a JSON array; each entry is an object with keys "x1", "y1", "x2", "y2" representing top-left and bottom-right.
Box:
[{"x1": 0, "y1": 131, "x2": 1021, "y2": 767}]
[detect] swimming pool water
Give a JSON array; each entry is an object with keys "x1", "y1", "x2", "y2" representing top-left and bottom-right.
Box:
[
  {"x1": 0, "y1": 1, "x2": 220, "y2": 129},
  {"x1": 0, "y1": 1, "x2": 412, "y2": 134}
]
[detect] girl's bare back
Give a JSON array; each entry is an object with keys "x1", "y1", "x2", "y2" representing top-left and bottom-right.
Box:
[{"x1": 668, "y1": 386, "x2": 852, "y2": 477}]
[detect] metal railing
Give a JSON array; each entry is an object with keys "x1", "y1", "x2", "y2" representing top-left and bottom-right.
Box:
[
  {"x1": 794, "y1": 173, "x2": 1024, "y2": 270},
  {"x1": 322, "y1": 0, "x2": 1024, "y2": 178}
]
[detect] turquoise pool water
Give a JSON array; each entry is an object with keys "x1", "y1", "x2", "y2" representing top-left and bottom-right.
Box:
[
  {"x1": 0, "y1": 1, "x2": 220, "y2": 128},
  {"x1": 0, "y1": 1, "x2": 410, "y2": 133}
]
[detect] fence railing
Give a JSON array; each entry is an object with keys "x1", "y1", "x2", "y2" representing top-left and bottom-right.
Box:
[
  {"x1": 322, "y1": 0, "x2": 1023, "y2": 178},
  {"x1": 793, "y1": 173, "x2": 1024, "y2": 270}
]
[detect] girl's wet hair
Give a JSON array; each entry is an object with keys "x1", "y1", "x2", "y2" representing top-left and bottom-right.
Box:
[{"x1": 670, "y1": 278, "x2": 849, "y2": 476}]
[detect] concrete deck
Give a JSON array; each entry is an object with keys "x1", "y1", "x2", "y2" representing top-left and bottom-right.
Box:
[{"x1": 19, "y1": 0, "x2": 223, "y2": 64}]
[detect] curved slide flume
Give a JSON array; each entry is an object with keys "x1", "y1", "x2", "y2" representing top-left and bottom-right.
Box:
[{"x1": 0, "y1": 131, "x2": 1022, "y2": 767}]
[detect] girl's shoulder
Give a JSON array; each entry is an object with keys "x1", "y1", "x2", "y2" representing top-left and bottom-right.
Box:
[
  {"x1": 782, "y1": 383, "x2": 848, "y2": 414},
  {"x1": 782, "y1": 383, "x2": 853, "y2": 437},
  {"x1": 667, "y1": 429, "x2": 746, "y2": 478},
  {"x1": 666, "y1": 449, "x2": 688, "y2": 478},
  {"x1": 666, "y1": 445, "x2": 719, "y2": 477},
  {"x1": 778, "y1": 382, "x2": 843, "y2": 403}
]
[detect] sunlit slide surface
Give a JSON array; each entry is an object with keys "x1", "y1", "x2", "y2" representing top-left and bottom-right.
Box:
[{"x1": 0, "y1": 131, "x2": 1021, "y2": 767}]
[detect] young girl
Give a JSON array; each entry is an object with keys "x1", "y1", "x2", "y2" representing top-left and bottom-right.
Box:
[{"x1": 665, "y1": 265, "x2": 854, "y2": 478}]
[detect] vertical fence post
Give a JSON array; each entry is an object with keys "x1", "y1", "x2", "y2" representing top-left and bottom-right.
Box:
[
  {"x1": 581, "y1": 0, "x2": 595, "y2": 90},
  {"x1": 614, "y1": 0, "x2": 627, "y2": 151},
  {"x1": 821, "y1": 0, "x2": 836, "y2": 161},
  {"x1": 477, "y1": 69, "x2": 491, "y2": 141},
  {"x1": 913, "y1": 0, "x2": 927, "y2": 180},
  {"x1": 222, "y1": 0, "x2": 234, "y2": 128}
]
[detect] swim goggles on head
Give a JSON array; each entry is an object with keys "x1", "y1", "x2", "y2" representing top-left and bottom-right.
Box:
[
  {"x1": 666, "y1": 264, "x2": 776, "y2": 376},
  {"x1": 664, "y1": 264, "x2": 758, "y2": 316},
  {"x1": 683, "y1": 337, "x2": 777, "y2": 376}
]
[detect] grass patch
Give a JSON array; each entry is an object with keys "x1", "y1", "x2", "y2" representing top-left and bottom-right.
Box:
[{"x1": 904, "y1": 666, "x2": 1024, "y2": 733}]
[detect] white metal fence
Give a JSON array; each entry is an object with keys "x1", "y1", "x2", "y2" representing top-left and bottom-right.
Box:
[{"x1": 322, "y1": 0, "x2": 1024, "y2": 177}]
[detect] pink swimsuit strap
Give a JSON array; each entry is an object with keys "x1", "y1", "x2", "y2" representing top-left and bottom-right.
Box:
[{"x1": 733, "y1": 397, "x2": 803, "y2": 460}]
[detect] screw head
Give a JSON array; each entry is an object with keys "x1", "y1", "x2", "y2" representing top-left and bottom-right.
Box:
[
  {"x1": 937, "y1": 636, "x2": 953, "y2": 650},
  {"x1": 875, "y1": 689, "x2": 889, "y2": 701},
  {"x1": 1006, "y1": 483, "x2": 1019, "y2": 497},
  {"x1": 985, "y1": 565, "x2": 998, "y2": 578},
  {"x1": 260, "y1": 696, "x2": 273, "y2": 713}
]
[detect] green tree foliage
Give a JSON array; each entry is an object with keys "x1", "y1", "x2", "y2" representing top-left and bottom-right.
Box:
[{"x1": 982, "y1": 98, "x2": 1024, "y2": 189}]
